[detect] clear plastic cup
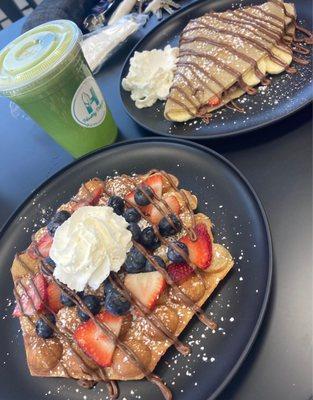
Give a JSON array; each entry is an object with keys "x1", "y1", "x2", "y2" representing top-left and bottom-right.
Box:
[{"x1": 0, "y1": 20, "x2": 117, "y2": 158}]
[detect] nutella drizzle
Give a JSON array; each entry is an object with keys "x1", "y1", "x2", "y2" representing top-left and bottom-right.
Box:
[
  {"x1": 100, "y1": 171, "x2": 216, "y2": 326},
  {"x1": 109, "y1": 273, "x2": 190, "y2": 355},
  {"x1": 168, "y1": 1, "x2": 312, "y2": 118},
  {"x1": 15, "y1": 169, "x2": 220, "y2": 400},
  {"x1": 14, "y1": 256, "x2": 119, "y2": 398},
  {"x1": 208, "y1": 13, "x2": 291, "y2": 55}
]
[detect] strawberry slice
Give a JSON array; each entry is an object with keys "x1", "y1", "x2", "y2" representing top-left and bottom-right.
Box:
[
  {"x1": 124, "y1": 174, "x2": 163, "y2": 210},
  {"x1": 167, "y1": 262, "x2": 194, "y2": 283},
  {"x1": 180, "y1": 223, "x2": 212, "y2": 269},
  {"x1": 208, "y1": 96, "x2": 221, "y2": 107},
  {"x1": 13, "y1": 274, "x2": 47, "y2": 317},
  {"x1": 26, "y1": 229, "x2": 53, "y2": 260},
  {"x1": 47, "y1": 281, "x2": 62, "y2": 313},
  {"x1": 124, "y1": 271, "x2": 166, "y2": 310},
  {"x1": 74, "y1": 311, "x2": 123, "y2": 367},
  {"x1": 144, "y1": 174, "x2": 163, "y2": 198},
  {"x1": 147, "y1": 195, "x2": 180, "y2": 224},
  {"x1": 84, "y1": 179, "x2": 105, "y2": 206},
  {"x1": 36, "y1": 232, "x2": 53, "y2": 258},
  {"x1": 125, "y1": 190, "x2": 136, "y2": 206}
]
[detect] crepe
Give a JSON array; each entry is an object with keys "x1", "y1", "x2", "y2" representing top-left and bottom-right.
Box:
[
  {"x1": 11, "y1": 171, "x2": 234, "y2": 395},
  {"x1": 164, "y1": 0, "x2": 295, "y2": 122}
]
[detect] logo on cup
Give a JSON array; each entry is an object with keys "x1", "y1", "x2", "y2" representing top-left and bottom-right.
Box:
[{"x1": 71, "y1": 76, "x2": 106, "y2": 128}]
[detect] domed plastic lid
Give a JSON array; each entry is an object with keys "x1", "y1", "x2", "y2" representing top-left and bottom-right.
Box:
[{"x1": 0, "y1": 20, "x2": 82, "y2": 95}]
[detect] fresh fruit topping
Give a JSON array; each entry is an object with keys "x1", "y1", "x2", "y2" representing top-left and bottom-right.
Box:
[
  {"x1": 104, "y1": 286, "x2": 131, "y2": 316},
  {"x1": 208, "y1": 95, "x2": 221, "y2": 107},
  {"x1": 124, "y1": 247, "x2": 146, "y2": 273},
  {"x1": 77, "y1": 295, "x2": 101, "y2": 321},
  {"x1": 41, "y1": 257, "x2": 56, "y2": 276},
  {"x1": 47, "y1": 211, "x2": 71, "y2": 236},
  {"x1": 108, "y1": 196, "x2": 125, "y2": 216},
  {"x1": 158, "y1": 214, "x2": 182, "y2": 237},
  {"x1": 124, "y1": 271, "x2": 166, "y2": 310},
  {"x1": 167, "y1": 262, "x2": 194, "y2": 283},
  {"x1": 36, "y1": 232, "x2": 53, "y2": 258},
  {"x1": 36, "y1": 313, "x2": 56, "y2": 339},
  {"x1": 167, "y1": 241, "x2": 189, "y2": 263},
  {"x1": 60, "y1": 292, "x2": 75, "y2": 307},
  {"x1": 140, "y1": 226, "x2": 160, "y2": 250},
  {"x1": 148, "y1": 195, "x2": 180, "y2": 225},
  {"x1": 84, "y1": 179, "x2": 104, "y2": 205},
  {"x1": 13, "y1": 274, "x2": 47, "y2": 317},
  {"x1": 123, "y1": 207, "x2": 141, "y2": 223},
  {"x1": 125, "y1": 190, "x2": 136, "y2": 206},
  {"x1": 47, "y1": 282, "x2": 62, "y2": 313},
  {"x1": 74, "y1": 311, "x2": 123, "y2": 367},
  {"x1": 144, "y1": 174, "x2": 163, "y2": 197},
  {"x1": 127, "y1": 223, "x2": 142, "y2": 242},
  {"x1": 180, "y1": 224, "x2": 212, "y2": 269},
  {"x1": 144, "y1": 256, "x2": 166, "y2": 272},
  {"x1": 134, "y1": 185, "x2": 154, "y2": 206}
]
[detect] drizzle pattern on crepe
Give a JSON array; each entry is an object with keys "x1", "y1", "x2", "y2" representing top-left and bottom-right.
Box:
[
  {"x1": 164, "y1": 0, "x2": 312, "y2": 122},
  {"x1": 11, "y1": 170, "x2": 233, "y2": 400}
]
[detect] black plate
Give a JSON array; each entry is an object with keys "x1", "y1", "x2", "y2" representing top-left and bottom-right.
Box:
[
  {"x1": 120, "y1": 0, "x2": 313, "y2": 139},
  {"x1": 0, "y1": 138, "x2": 272, "y2": 400}
]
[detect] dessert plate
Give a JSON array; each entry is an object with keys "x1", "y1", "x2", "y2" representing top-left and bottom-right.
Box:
[
  {"x1": 0, "y1": 138, "x2": 272, "y2": 400},
  {"x1": 120, "y1": 0, "x2": 313, "y2": 139}
]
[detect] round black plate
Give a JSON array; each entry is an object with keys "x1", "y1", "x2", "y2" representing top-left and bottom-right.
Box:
[
  {"x1": 120, "y1": 0, "x2": 313, "y2": 139},
  {"x1": 0, "y1": 138, "x2": 272, "y2": 400}
]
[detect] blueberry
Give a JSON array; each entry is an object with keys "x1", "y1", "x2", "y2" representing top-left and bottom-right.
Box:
[
  {"x1": 159, "y1": 214, "x2": 182, "y2": 237},
  {"x1": 144, "y1": 256, "x2": 166, "y2": 272},
  {"x1": 108, "y1": 196, "x2": 125, "y2": 215},
  {"x1": 77, "y1": 295, "x2": 101, "y2": 321},
  {"x1": 105, "y1": 289, "x2": 131, "y2": 316},
  {"x1": 167, "y1": 241, "x2": 189, "y2": 263},
  {"x1": 141, "y1": 226, "x2": 160, "y2": 250},
  {"x1": 47, "y1": 210, "x2": 71, "y2": 236},
  {"x1": 124, "y1": 247, "x2": 146, "y2": 273},
  {"x1": 134, "y1": 185, "x2": 154, "y2": 206},
  {"x1": 127, "y1": 223, "x2": 141, "y2": 242},
  {"x1": 61, "y1": 292, "x2": 75, "y2": 307},
  {"x1": 103, "y1": 279, "x2": 114, "y2": 294},
  {"x1": 124, "y1": 207, "x2": 141, "y2": 223},
  {"x1": 36, "y1": 313, "x2": 55, "y2": 339},
  {"x1": 41, "y1": 257, "x2": 56, "y2": 276}
]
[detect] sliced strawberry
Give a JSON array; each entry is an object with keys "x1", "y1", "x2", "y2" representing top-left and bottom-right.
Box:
[
  {"x1": 27, "y1": 242, "x2": 40, "y2": 260},
  {"x1": 124, "y1": 271, "x2": 166, "y2": 310},
  {"x1": 36, "y1": 232, "x2": 53, "y2": 258},
  {"x1": 47, "y1": 281, "x2": 62, "y2": 313},
  {"x1": 167, "y1": 262, "x2": 194, "y2": 283},
  {"x1": 180, "y1": 223, "x2": 212, "y2": 269},
  {"x1": 13, "y1": 274, "x2": 47, "y2": 317},
  {"x1": 74, "y1": 311, "x2": 123, "y2": 367},
  {"x1": 208, "y1": 96, "x2": 221, "y2": 107},
  {"x1": 147, "y1": 195, "x2": 180, "y2": 224},
  {"x1": 125, "y1": 190, "x2": 136, "y2": 206},
  {"x1": 84, "y1": 179, "x2": 105, "y2": 205},
  {"x1": 144, "y1": 174, "x2": 163, "y2": 198}
]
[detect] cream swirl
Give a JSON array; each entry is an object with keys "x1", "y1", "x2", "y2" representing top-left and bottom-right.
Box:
[{"x1": 50, "y1": 206, "x2": 132, "y2": 291}]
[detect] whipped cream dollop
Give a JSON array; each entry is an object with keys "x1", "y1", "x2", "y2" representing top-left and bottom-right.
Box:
[
  {"x1": 122, "y1": 45, "x2": 179, "y2": 108},
  {"x1": 49, "y1": 206, "x2": 132, "y2": 291}
]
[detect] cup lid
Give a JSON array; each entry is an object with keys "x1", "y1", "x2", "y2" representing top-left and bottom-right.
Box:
[{"x1": 0, "y1": 20, "x2": 82, "y2": 94}]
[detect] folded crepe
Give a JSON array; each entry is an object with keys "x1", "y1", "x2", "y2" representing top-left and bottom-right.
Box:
[{"x1": 164, "y1": 0, "x2": 295, "y2": 122}]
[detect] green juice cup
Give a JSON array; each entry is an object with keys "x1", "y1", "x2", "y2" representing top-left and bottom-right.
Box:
[{"x1": 0, "y1": 20, "x2": 117, "y2": 158}]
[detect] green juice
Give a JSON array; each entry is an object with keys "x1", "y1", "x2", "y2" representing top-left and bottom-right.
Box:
[{"x1": 0, "y1": 20, "x2": 117, "y2": 158}]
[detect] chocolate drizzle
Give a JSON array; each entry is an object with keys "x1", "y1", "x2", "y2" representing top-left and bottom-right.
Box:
[
  {"x1": 14, "y1": 169, "x2": 220, "y2": 400},
  {"x1": 167, "y1": 1, "x2": 312, "y2": 119},
  {"x1": 14, "y1": 255, "x2": 119, "y2": 398}
]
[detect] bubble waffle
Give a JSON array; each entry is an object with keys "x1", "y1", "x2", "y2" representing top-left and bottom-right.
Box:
[{"x1": 11, "y1": 170, "x2": 234, "y2": 399}]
